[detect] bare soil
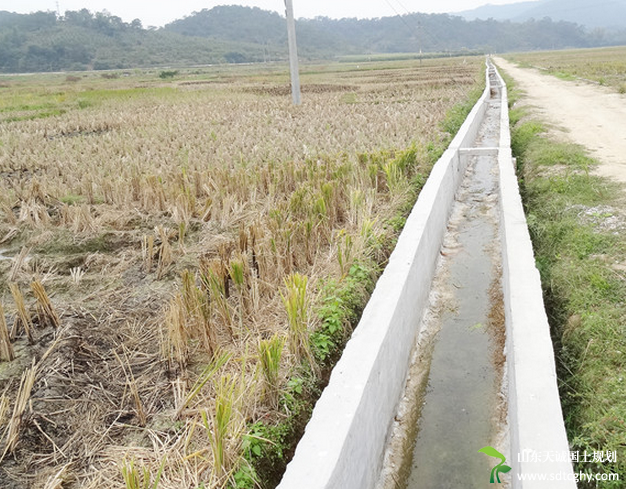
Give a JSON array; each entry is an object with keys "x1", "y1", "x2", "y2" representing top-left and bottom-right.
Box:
[{"x1": 495, "y1": 57, "x2": 626, "y2": 184}]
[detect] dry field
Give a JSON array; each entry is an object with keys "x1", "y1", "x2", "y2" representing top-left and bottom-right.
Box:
[
  {"x1": 505, "y1": 46, "x2": 626, "y2": 93},
  {"x1": 0, "y1": 57, "x2": 482, "y2": 489}
]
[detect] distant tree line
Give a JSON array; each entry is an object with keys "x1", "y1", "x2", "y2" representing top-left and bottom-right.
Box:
[{"x1": 0, "y1": 6, "x2": 625, "y2": 73}]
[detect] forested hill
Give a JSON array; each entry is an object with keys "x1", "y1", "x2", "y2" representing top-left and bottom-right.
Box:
[{"x1": 1, "y1": 6, "x2": 625, "y2": 73}]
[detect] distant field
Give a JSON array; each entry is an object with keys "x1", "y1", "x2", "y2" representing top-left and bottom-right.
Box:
[
  {"x1": 505, "y1": 46, "x2": 626, "y2": 93},
  {"x1": 337, "y1": 51, "x2": 483, "y2": 63},
  {"x1": 0, "y1": 58, "x2": 483, "y2": 488}
]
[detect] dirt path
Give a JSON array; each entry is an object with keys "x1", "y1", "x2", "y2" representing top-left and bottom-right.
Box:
[{"x1": 494, "y1": 57, "x2": 626, "y2": 184}]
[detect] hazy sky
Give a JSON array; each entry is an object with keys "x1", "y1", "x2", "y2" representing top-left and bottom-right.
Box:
[{"x1": 1, "y1": 0, "x2": 540, "y2": 27}]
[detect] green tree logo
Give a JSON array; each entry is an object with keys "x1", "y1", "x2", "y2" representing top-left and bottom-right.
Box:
[{"x1": 479, "y1": 446, "x2": 512, "y2": 483}]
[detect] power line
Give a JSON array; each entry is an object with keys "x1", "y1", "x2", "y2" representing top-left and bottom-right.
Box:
[
  {"x1": 392, "y1": 0, "x2": 414, "y2": 17},
  {"x1": 382, "y1": 0, "x2": 423, "y2": 56},
  {"x1": 382, "y1": 0, "x2": 403, "y2": 19},
  {"x1": 382, "y1": 0, "x2": 421, "y2": 35}
]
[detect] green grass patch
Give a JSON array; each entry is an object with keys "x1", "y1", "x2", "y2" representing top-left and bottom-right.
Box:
[
  {"x1": 59, "y1": 193, "x2": 85, "y2": 205},
  {"x1": 528, "y1": 142, "x2": 594, "y2": 170},
  {"x1": 341, "y1": 92, "x2": 358, "y2": 104},
  {"x1": 0, "y1": 85, "x2": 177, "y2": 123},
  {"x1": 510, "y1": 119, "x2": 543, "y2": 161},
  {"x1": 73, "y1": 86, "x2": 177, "y2": 105},
  {"x1": 3, "y1": 109, "x2": 67, "y2": 122},
  {"x1": 34, "y1": 230, "x2": 119, "y2": 255},
  {"x1": 552, "y1": 71, "x2": 577, "y2": 81}
]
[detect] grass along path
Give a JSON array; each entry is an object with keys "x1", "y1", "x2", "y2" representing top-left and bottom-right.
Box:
[{"x1": 505, "y1": 72, "x2": 626, "y2": 488}]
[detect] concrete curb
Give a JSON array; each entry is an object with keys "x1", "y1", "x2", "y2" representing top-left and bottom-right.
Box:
[
  {"x1": 494, "y1": 66, "x2": 577, "y2": 488},
  {"x1": 276, "y1": 65, "x2": 492, "y2": 489}
]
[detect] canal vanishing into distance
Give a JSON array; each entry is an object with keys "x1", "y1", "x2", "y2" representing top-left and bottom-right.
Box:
[{"x1": 377, "y1": 68, "x2": 508, "y2": 489}]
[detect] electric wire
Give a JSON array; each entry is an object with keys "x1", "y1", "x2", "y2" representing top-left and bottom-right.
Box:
[{"x1": 382, "y1": 0, "x2": 424, "y2": 53}]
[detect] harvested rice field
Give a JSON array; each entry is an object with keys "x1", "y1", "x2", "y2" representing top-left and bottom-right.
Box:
[{"x1": 0, "y1": 57, "x2": 483, "y2": 489}]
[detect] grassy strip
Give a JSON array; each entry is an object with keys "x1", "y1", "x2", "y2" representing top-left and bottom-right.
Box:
[
  {"x1": 507, "y1": 77, "x2": 626, "y2": 487},
  {"x1": 504, "y1": 47, "x2": 626, "y2": 94},
  {"x1": 232, "y1": 81, "x2": 486, "y2": 489}
]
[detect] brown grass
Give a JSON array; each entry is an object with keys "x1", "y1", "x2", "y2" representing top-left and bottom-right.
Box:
[
  {"x1": 9, "y1": 283, "x2": 34, "y2": 343},
  {"x1": 31, "y1": 280, "x2": 61, "y2": 329},
  {"x1": 0, "y1": 303, "x2": 14, "y2": 362},
  {"x1": 1, "y1": 359, "x2": 37, "y2": 460}
]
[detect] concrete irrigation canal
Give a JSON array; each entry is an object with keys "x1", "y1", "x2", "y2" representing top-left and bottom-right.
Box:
[
  {"x1": 277, "y1": 61, "x2": 577, "y2": 489},
  {"x1": 377, "y1": 67, "x2": 507, "y2": 489}
]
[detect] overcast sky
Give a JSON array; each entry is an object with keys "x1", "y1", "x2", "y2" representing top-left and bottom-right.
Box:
[{"x1": 1, "y1": 1, "x2": 539, "y2": 27}]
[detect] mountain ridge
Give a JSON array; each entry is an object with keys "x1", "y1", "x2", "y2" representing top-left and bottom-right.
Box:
[
  {"x1": 1, "y1": 6, "x2": 625, "y2": 74},
  {"x1": 458, "y1": 0, "x2": 626, "y2": 30}
]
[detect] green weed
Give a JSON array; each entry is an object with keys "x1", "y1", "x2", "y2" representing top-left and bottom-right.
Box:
[
  {"x1": 258, "y1": 334, "x2": 285, "y2": 406},
  {"x1": 553, "y1": 71, "x2": 576, "y2": 81},
  {"x1": 60, "y1": 193, "x2": 85, "y2": 205},
  {"x1": 312, "y1": 261, "x2": 375, "y2": 363},
  {"x1": 510, "y1": 120, "x2": 544, "y2": 162},
  {"x1": 202, "y1": 374, "x2": 245, "y2": 479},
  {"x1": 159, "y1": 70, "x2": 179, "y2": 79},
  {"x1": 281, "y1": 273, "x2": 312, "y2": 363},
  {"x1": 528, "y1": 141, "x2": 594, "y2": 170},
  {"x1": 121, "y1": 457, "x2": 166, "y2": 489},
  {"x1": 341, "y1": 92, "x2": 358, "y2": 104}
]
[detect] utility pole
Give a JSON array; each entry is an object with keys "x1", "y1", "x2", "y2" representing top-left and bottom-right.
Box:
[
  {"x1": 418, "y1": 16, "x2": 422, "y2": 66},
  {"x1": 284, "y1": 0, "x2": 301, "y2": 105}
]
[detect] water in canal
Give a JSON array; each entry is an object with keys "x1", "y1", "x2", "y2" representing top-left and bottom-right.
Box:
[{"x1": 378, "y1": 77, "x2": 508, "y2": 489}]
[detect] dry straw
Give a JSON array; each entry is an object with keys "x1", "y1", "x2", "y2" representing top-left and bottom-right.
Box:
[
  {"x1": 175, "y1": 351, "x2": 230, "y2": 418},
  {"x1": 9, "y1": 246, "x2": 29, "y2": 282},
  {"x1": 0, "y1": 390, "x2": 9, "y2": 429},
  {"x1": 31, "y1": 280, "x2": 61, "y2": 329},
  {"x1": 155, "y1": 226, "x2": 173, "y2": 280},
  {"x1": 9, "y1": 283, "x2": 34, "y2": 343},
  {"x1": 114, "y1": 350, "x2": 147, "y2": 427},
  {"x1": 0, "y1": 303, "x2": 14, "y2": 362},
  {"x1": 162, "y1": 294, "x2": 188, "y2": 369},
  {"x1": 1, "y1": 359, "x2": 37, "y2": 460},
  {"x1": 181, "y1": 269, "x2": 217, "y2": 356},
  {"x1": 142, "y1": 234, "x2": 155, "y2": 273},
  {"x1": 42, "y1": 463, "x2": 74, "y2": 489}
]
